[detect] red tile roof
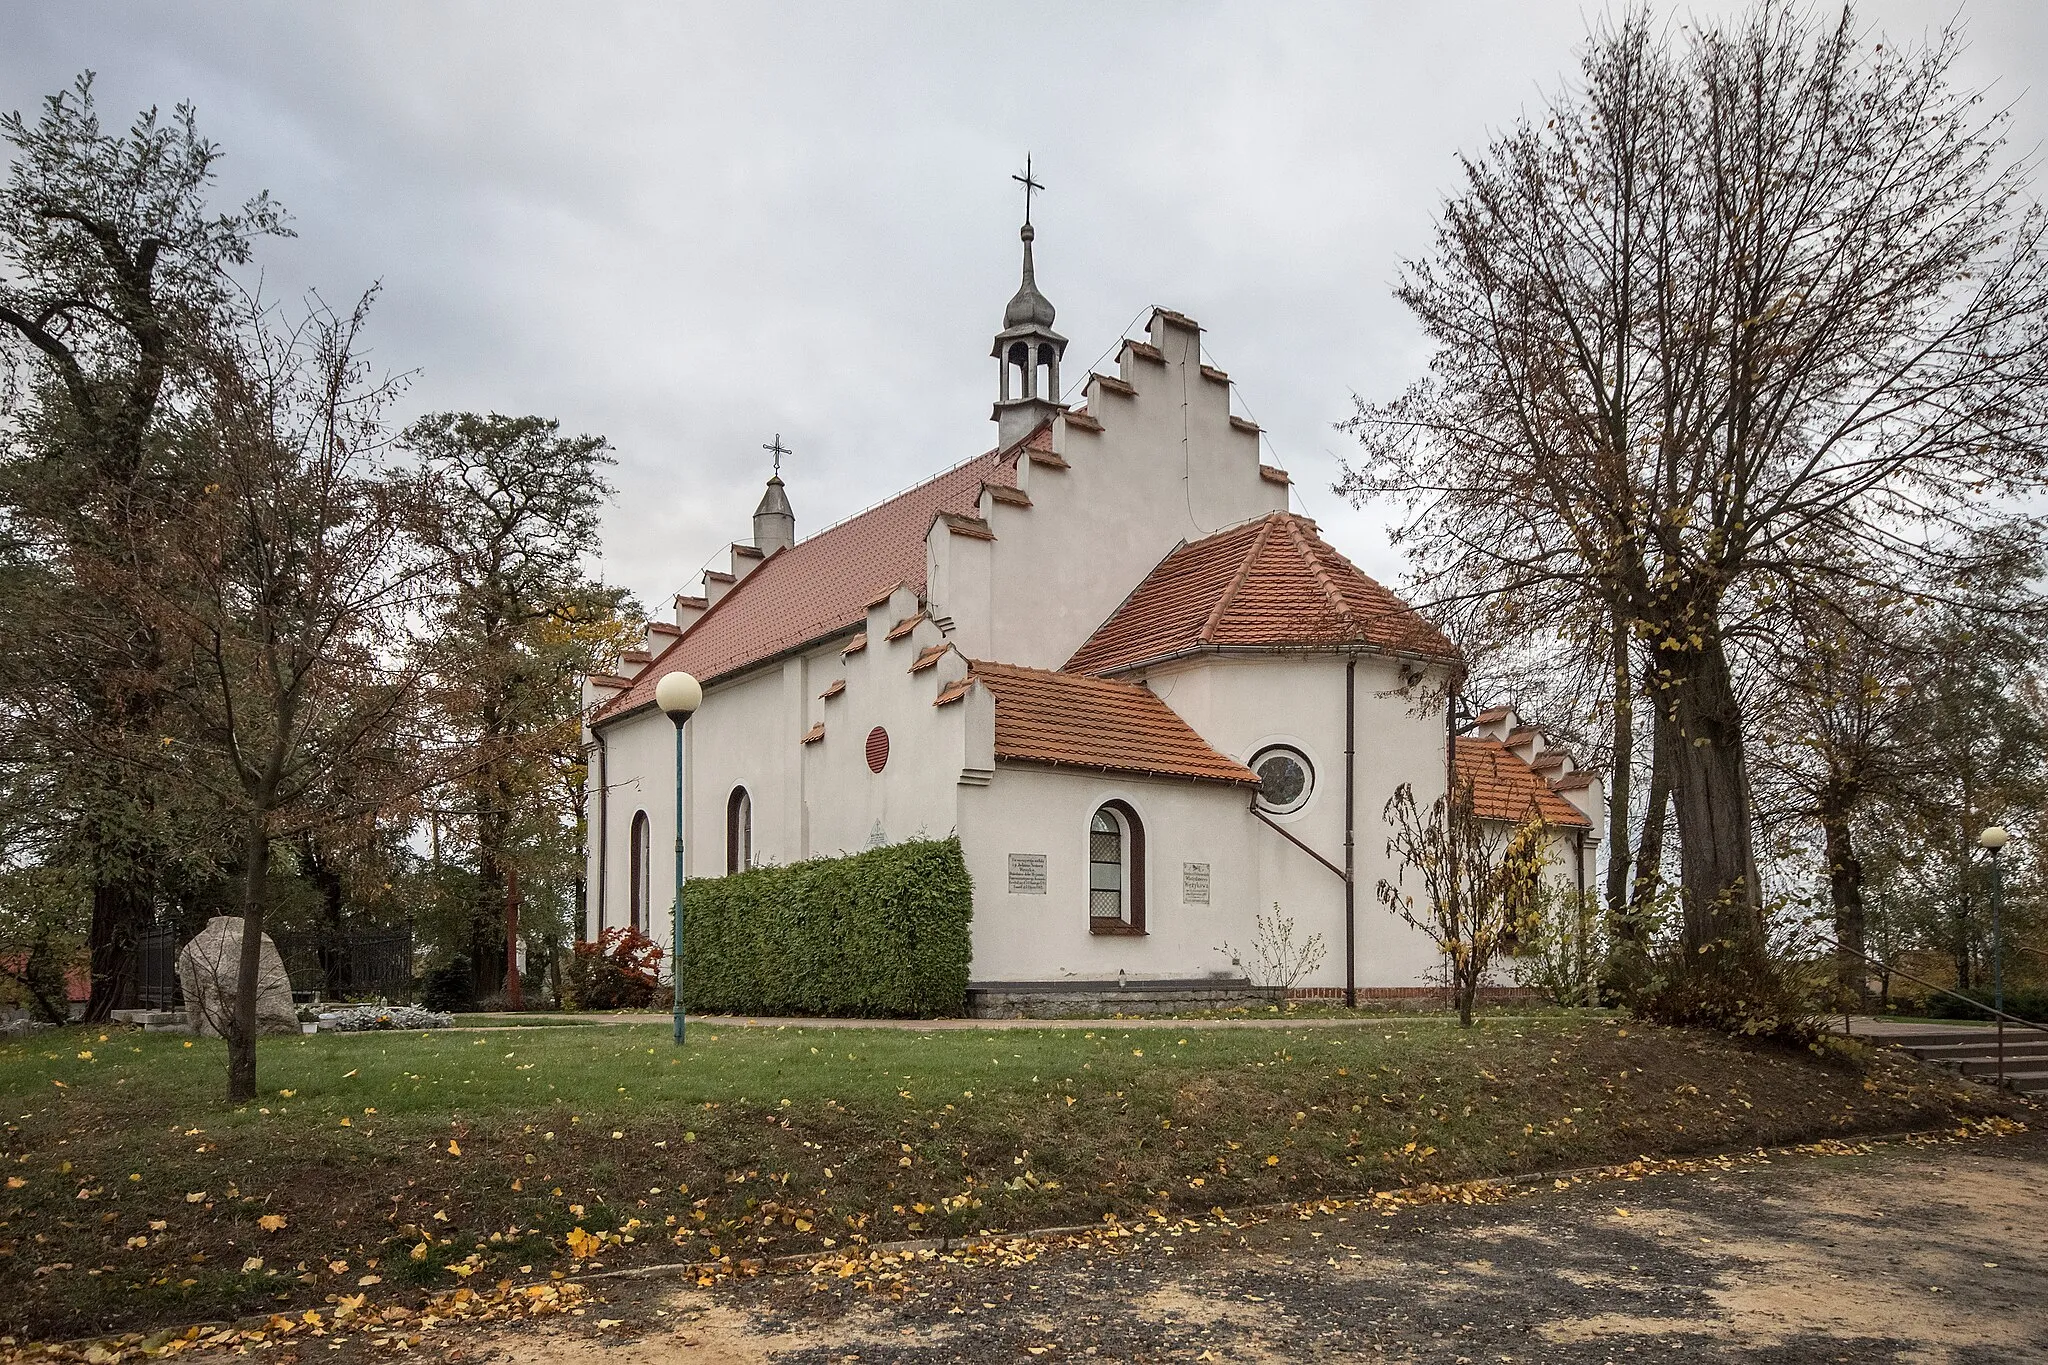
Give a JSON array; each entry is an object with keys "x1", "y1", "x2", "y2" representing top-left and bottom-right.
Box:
[
  {"x1": 595, "y1": 444, "x2": 1027, "y2": 722},
  {"x1": 1064, "y1": 511, "x2": 1460, "y2": 675},
  {"x1": 1454, "y1": 738, "x2": 1591, "y2": 829},
  {"x1": 968, "y1": 661, "x2": 1258, "y2": 787}
]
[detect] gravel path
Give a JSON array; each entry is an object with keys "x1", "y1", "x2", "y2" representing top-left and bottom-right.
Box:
[{"x1": 462, "y1": 1126, "x2": 2047, "y2": 1364}]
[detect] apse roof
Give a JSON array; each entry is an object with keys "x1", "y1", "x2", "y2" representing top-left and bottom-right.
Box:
[{"x1": 1064, "y1": 511, "x2": 1460, "y2": 675}]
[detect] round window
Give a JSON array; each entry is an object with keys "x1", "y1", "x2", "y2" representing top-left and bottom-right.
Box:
[
  {"x1": 1251, "y1": 746, "x2": 1313, "y2": 815},
  {"x1": 865, "y1": 726, "x2": 890, "y2": 773}
]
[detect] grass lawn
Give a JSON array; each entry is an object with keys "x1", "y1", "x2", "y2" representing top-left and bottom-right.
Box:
[{"x1": 0, "y1": 1014, "x2": 2019, "y2": 1341}]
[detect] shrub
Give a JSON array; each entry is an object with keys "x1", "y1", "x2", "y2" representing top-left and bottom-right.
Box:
[
  {"x1": 682, "y1": 837, "x2": 973, "y2": 1018},
  {"x1": 1921, "y1": 984, "x2": 2048, "y2": 1024},
  {"x1": 565, "y1": 928, "x2": 664, "y2": 1010},
  {"x1": 419, "y1": 958, "x2": 473, "y2": 1013},
  {"x1": 324, "y1": 1004, "x2": 451, "y2": 1031}
]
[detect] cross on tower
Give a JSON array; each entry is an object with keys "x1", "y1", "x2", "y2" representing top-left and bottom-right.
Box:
[
  {"x1": 1012, "y1": 154, "x2": 1045, "y2": 226},
  {"x1": 762, "y1": 433, "x2": 791, "y2": 476}
]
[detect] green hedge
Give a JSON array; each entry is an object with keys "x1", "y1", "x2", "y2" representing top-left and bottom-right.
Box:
[{"x1": 681, "y1": 836, "x2": 973, "y2": 1018}]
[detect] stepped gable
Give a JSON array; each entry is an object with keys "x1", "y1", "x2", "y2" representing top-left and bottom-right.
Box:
[
  {"x1": 596, "y1": 438, "x2": 1035, "y2": 723},
  {"x1": 967, "y1": 660, "x2": 1259, "y2": 787},
  {"x1": 1064, "y1": 511, "x2": 1460, "y2": 675},
  {"x1": 1454, "y1": 737, "x2": 1591, "y2": 829}
]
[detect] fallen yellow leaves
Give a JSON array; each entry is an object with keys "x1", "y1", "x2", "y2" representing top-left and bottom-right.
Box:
[
  {"x1": 256, "y1": 1214, "x2": 287, "y2": 1233},
  {"x1": 19, "y1": 1280, "x2": 594, "y2": 1362}
]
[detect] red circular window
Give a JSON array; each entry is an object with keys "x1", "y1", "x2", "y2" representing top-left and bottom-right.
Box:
[{"x1": 865, "y1": 726, "x2": 890, "y2": 773}]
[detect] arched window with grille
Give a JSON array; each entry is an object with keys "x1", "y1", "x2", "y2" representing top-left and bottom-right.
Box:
[
  {"x1": 1088, "y1": 801, "x2": 1145, "y2": 934},
  {"x1": 726, "y1": 786, "x2": 753, "y2": 873},
  {"x1": 628, "y1": 810, "x2": 651, "y2": 932}
]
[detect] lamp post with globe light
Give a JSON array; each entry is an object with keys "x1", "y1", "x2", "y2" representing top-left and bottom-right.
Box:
[
  {"x1": 1978, "y1": 825, "x2": 2009, "y2": 1081},
  {"x1": 655, "y1": 671, "x2": 702, "y2": 1045}
]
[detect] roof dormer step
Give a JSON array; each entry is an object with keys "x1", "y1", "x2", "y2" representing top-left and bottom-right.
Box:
[
  {"x1": 1089, "y1": 372, "x2": 1137, "y2": 398},
  {"x1": 939, "y1": 511, "x2": 995, "y2": 540},
  {"x1": 1259, "y1": 465, "x2": 1290, "y2": 485},
  {"x1": 1121, "y1": 339, "x2": 1165, "y2": 364},
  {"x1": 1230, "y1": 415, "x2": 1261, "y2": 436},
  {"x1": 1199, "y1": 364, "x2": 1230, "y2": 385},
  {"x1": 1062, "y1": 411, "x2": 1102, "y2": 433},
  {"x1": 985, "y1": 482, "x2": 1031, "y2": 508},
  {"x1": 885, "y1": 611, "x2": 927, "y2": 643}
]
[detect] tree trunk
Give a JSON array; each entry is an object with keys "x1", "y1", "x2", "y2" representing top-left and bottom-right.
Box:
[
  {"x1": 1820, "y1": 802, "x2": 1866, "y2": 1005},
  {"x1": 82, "y1": 878, "x2": 150, "y2": 1023},
  {"x1": 308, "y1": 837, "x2": 346, "y2": 998},
  {"x1": 504, "y1": 865, "x2": 524, "y2": 1010},
  {"x1": 1953, "y1": 845, "x2": 1974, "y2": 990},
  {"x1": 1604, "y1": 611, "x2": 1635, "y2": 918},
  {"x1": 227, "y1": 821, "x2": 270, "y2": 1105},
  {"x1": 1660, "y1": 631, "x2": 1765, "y2": 972},
  {"x1": 1627, "y1": 694, "x2": 1674, "y2": 920}
]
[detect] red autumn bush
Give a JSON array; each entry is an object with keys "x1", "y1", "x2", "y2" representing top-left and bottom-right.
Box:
[{"x1": 565, "y1": 928, "x2": 665, "y2": 1010}]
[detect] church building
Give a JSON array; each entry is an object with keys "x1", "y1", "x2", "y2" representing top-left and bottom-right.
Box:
[{"x1": 581, "y1": 206, "x2": 1603, "y2": 1002}]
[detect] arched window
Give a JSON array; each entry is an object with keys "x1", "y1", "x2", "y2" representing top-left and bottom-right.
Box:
[
  {"x1": 726, "y1": 787, "x2": 753, "y2": 874},
  {"x1": 1088, "y1": 801, "x2": 1145, "y2": 934},
  {"x1": 628, "y1": 811, "x2": 651, "y2": 932},
  {"x1": 1007, "y1": 340, "x2": 1032, "y2": 399}
]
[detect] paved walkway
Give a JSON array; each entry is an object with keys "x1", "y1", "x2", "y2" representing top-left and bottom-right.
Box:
[
  {"x1": 474, "y1": 1128, "x2": 2048, "y2": 1363},
  {"x1": 447, "y1": 1009, "x2": 1578, "y2": 1033}
]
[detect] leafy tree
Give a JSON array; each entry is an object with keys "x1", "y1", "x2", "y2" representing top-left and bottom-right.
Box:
[
  {"x1": 1339, "y1": 7, "x2": 2048, "y2": 1026},
  {"x1": 1879, "y1": 603, "x2": 2045, "y2": 991},
  {"x1": 402, "y1": 414, "x2": 636, "y2": 1004},
  {"x1": 0, "y1": 74, "x2": 287, "y2": 1019}
]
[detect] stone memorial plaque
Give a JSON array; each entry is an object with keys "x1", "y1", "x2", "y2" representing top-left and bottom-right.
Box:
[
  {"x1": 1007, "y1": 853, "x2": 1047, "y2": 895},
  {"x1": 1182, "y1": 861, "x2": 1211, "y2": 904}
]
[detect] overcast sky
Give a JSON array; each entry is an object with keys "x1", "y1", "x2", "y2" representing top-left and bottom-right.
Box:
[{"x1": 5, "y1": 2, "x2": 2044, "y2": 616}]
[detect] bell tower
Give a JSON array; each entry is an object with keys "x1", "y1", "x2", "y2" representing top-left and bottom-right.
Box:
[{"x1": 991, "y1": 157, "x2": 1066, "y2": 449}]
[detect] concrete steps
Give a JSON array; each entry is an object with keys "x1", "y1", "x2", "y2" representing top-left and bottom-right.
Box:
[{"x1": 1873, "y1": 1027, "x2": 2048, "y2": 1097}]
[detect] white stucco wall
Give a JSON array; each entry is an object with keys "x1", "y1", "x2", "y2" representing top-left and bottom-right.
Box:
[
  {"x1": 929, "y1": 309, "x2": 1288, "y2": 672},
  {"x1": 959, "y1": 764, "x2": 1260, "y2": 982},
  {"x1": 1135, "y1": 652, "x2": 1453, "y2": 991}
]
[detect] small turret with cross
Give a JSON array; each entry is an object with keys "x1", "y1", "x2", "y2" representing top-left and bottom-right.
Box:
[
  {"x1": 752, "y1": 433, "x2": 795, "y2": 554},
  {"x1": 992, "y1": 155, "x2": 1067, "y2": 448}
]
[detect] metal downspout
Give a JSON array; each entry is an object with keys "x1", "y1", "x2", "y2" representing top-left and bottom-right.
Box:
[
  {"x1": 1344, "y1": 655, "x2": 1356, "y2": 1010},
  {"x1": 594, "y1": 732, "x2": 609, "y2": 941}
]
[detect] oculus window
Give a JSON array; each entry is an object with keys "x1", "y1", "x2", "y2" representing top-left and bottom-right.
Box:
[{"x1": 1251, "y1": 745, "x2": 1314, "y2": 815}]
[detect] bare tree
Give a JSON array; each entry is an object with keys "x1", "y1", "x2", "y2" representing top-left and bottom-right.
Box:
[
  {"x1": 141, "y1": 292, "x2": 433, "y2": 1101},
  {"x1": 1339, "y1": 6, "x2": 2048, "y2": 1022},
  {"x1": 1377, "y1": 780, "x2": 1551, "y2": 1026}
]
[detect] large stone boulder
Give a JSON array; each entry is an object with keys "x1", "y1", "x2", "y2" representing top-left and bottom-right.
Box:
[{"x1": 177, "y1": 917, "x2": 300, "y2": 1038}]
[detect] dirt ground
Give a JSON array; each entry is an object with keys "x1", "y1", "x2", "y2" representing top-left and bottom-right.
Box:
[{"x1": 442, "y1": 1126, "x2": 2048, "y2": 1364}]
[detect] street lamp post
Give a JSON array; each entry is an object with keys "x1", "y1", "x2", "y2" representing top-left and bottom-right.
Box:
[
  {"x1": 656, "y1": 671, "x2": 702, "y2": 1046},
  {"x1": 1978, "y1": 825, "x2": 2009, "y2": 1084}
]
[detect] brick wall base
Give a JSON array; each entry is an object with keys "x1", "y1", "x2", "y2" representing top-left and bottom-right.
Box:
[{"x1": 1287, "y1": 985, "x2": 1549, "y2": 1010}]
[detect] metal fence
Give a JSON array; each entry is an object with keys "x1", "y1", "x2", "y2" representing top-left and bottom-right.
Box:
[
  {"x1": 272, "y1": 930, "x2": 415, "y2": 1000},
  {"x1": 137, "y1": 923, "x2": 182, "y2": 1010},
  {"x1": 135, "y1": 924, "x2": 415, "y2": 1006}
]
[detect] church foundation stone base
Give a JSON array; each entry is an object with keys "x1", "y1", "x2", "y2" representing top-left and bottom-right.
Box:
[{"x1": 965, "y1": 978, "x2": 1285, "y2": 1018}]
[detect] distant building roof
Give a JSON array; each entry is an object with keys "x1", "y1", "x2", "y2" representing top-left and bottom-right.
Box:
[
  {"x1": 1454, "y1": 738, "x2": 1591, "y2": 829},
  {"x1": 1064, "y1": 511, "x2": 1460, "y2": 674}
]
